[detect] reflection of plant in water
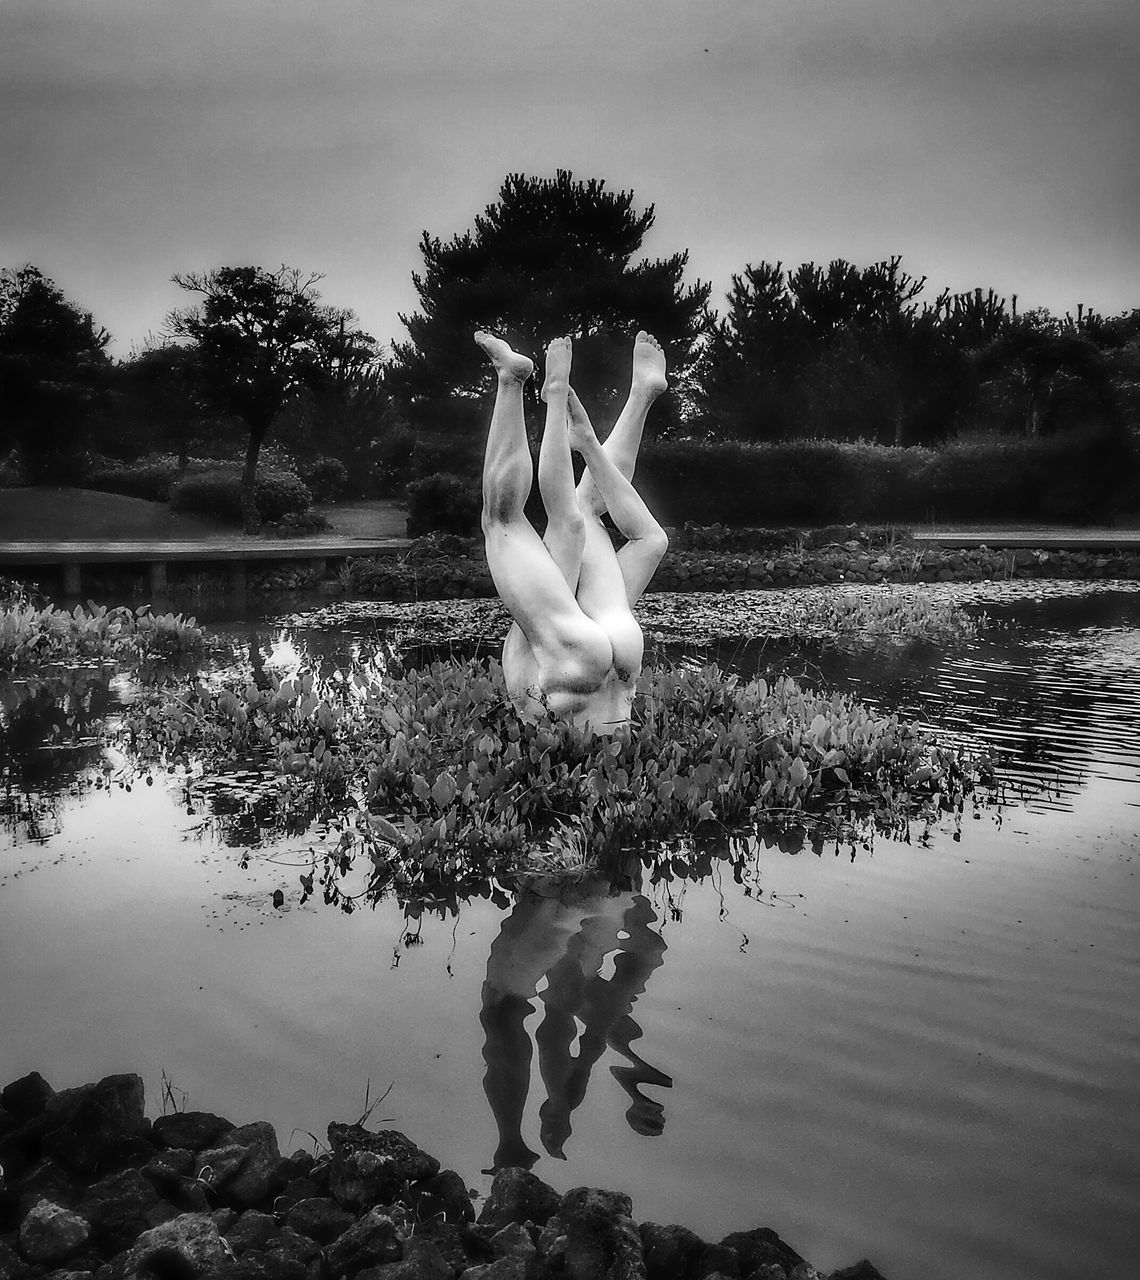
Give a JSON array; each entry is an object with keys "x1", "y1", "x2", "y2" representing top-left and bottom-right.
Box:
[
  {"x1": 480, "y1": 876, "x2": 671, "y2": 1171},
  {"x1": 119, "y1": 655, "x2": 980, "y2": 896}
]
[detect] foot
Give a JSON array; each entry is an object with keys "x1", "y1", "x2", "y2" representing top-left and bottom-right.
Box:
[
  {"x1": 566, "y1": 387, "x2": 599, "y2": 455},
  {"x1": 541, "y1": 336, "x2": 572, "y2": 403},
  {"x1": 475, "y1": 331, "x2": 533, "y2": 383},
  {"x1": 631, "y1": 331, "x2": 668, "y2": 399}
]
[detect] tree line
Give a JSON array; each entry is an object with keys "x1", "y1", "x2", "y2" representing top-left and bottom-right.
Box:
[{"x1": 2, "y1": 171, "x2": 1138, "y2": 530}]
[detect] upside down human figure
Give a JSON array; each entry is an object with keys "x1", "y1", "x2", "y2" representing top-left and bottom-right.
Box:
[{"x1": 476, "y1": 329, "x2": 669, "y2": 733}]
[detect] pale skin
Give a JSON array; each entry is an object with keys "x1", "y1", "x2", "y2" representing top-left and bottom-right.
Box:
[{"x1": 475, "y1": 329, "x2": 669, "y2": 733}]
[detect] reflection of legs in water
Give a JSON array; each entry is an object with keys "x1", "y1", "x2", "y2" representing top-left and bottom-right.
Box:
[
  {"x1": 609, "y1": 1012, "x2": 672, "y2": 1136},
  {"x1": 479, "y1": 888, "x2": 596, "y2": 1171},
  {"x1": 479, "y1": 986, "x2": 539, "y2": 1171},
  {"x1": 535, "y1": 893, "x2": 671, "y2": 1155}
]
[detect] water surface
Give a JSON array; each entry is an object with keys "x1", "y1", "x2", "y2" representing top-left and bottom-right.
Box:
[{"x1": 2, "y1": 580, "x2": 1138, "y2": 1280}]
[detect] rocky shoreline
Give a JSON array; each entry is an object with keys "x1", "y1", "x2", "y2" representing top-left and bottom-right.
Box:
[{"x1": 0, "y1": 1072, "x2": 885, "y2": 1280}]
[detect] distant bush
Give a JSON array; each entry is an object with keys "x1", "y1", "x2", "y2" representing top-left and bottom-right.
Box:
[
  {"x1": 86, "y1": 453, "x2": 181, "y2": 502},
  {"x1": 920, "y1": 427, "x2": 1131, "y2": 522},
  {"x1": 0, "y1": 452, "x2": 26, "y2": 487},
  {"x1": 298, "y1": 456, "x2": 349, "y2": 503},
  {"x1": 406, "y1": 472, "x2": 482, "y2": 538},
  {"x1": 169, "y1": 466, "x2": 312, "y2": 525},
  {"x1": 634, "y1": 438, "x2": 931, "y2": 527},
  {"x1": 634, "y1": 430, "x2": 1136, "y2": 528}
]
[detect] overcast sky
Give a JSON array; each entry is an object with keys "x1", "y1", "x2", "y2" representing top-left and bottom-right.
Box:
[{"x1": 2, "y1": 0, "x2": 1137, "y2": 355}]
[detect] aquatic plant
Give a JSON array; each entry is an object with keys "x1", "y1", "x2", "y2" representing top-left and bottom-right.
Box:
[
  {"x1": 120, "y1": 655, "x2": 974, "y2": 893},
  {"x1": 0, "y1": 598, "x2": 207, "y2": 671},
  {"x1": 819, "y1": 588, "x2": 980, "y2": 645}
]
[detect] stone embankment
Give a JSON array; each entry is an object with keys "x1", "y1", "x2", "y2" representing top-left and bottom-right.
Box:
[
  {"x1": 0, "y1": 1072, "x2": 886, "y2": 1280},
  {"x1": 328, "y1": 531, "x2": 1140, "y2": 602}
]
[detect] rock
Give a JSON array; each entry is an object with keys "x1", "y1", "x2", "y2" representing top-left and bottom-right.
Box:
[
  {"x1": 324, "y1": 1208, "x2": 401, "y2": 1276},
  {"x1": 789, "y1": 1264, "x2": 825, "y2": 1280},
  {"x1": 194, "y1": 1143, "x2": 248, "y2": 1193},
  {"x1": 13, "y1": 1158, "x2": 79, "y2": 1215},
  {"x1": 151, "y1": 1111, "x2": 235, "y2": 1153},
  {"x1": 259, "y1": 1225, "x2": 320, "y2": 1270},
  {"x1": 112, "y1": 1212, "x2": 230, "y2": 1279},
  {"x1": 826, "y1": 1262, "x2": 889, "y2": 1280},
  {"x1": 276, "y1": 1174, "x2": 326, "y2": 1213},
  {"x1": 640, "y1": 1221, "x2": 705, "y2": 1280},
  {"x1": 404, "y1": 1169, "x2": 473, "y2": 1226},
  {"x1": 476, "y1": 1167, "x2": 560, "y2": 1233},
  {"x1": 142, "y1": 1147, "x2": 194, "y2": 1184},
  {"x1": 419, "y1": 1219, "x2": 487, "y2": 1275},
  {"x1": 326, "y1": 1125, "x2": 438, "y2": 1211},
  {"x1": 18, "y1": 1200, "x2": 91, "y2": 1265},
  {"x1": 694, "y1": 1242, "x2": 740, "y2": 1277},
  {"x1": 211, "y1": 1208, "x2": 239, "y2": 1235},
  {"x1": 220, "y1": 1123, "x2": 282, "y2": 1208},
  {"x1": 223, "y1": 1210, "x2": 278, "y2": 1255},
  {"x1": 77, "y1": 1168, "x2": 165, "y2": 1254},
  {"x1": 457, "y1": 1259, "x2": 526, "y2": 1280},
  {"x1": 488, "y1": 1221, "x2": 534, "y2": 1261},
  {"x1": 285, "y1": 1196, "x2": 356, "y2": 1244},
  {"x1": 0, "y1": 1238, "x2": 24, "y2": 1280},
  {"x1": 537, "y1": 1187, "x2": 644, "y2": 1280},
  {"x1": 1, "y1": 1075, "x2": 53, "y2": 1125},
  {"x1": 719, "y1": 1227, "x2": 804, "y2": 1277},
  {"x1": 357, "y1": 1238, "x2": 450, "y2": 1280},
  {"x1": 40, "y1": 1075, "x2": 146, "y2": 1175}
]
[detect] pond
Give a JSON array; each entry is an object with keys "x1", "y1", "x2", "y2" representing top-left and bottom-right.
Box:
[{"x1": 2, "y1": 581, "x2": 1139, "y2": 1280}]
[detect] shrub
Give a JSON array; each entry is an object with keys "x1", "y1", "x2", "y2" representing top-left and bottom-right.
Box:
[
  {"x1": 169, "y1": 466, "x2": 312, "y2": 524},
  {"x1": 638, "y1": 438, "x2": 932, "y2": 527},
  {"x1": 0, "y1": 451, "x2": 26, "y2": 487},
  {"x1": 85, "y1": 453, "x2": 181, "y2": 502},
  {"x1": 406, "y1": 472, "x2": 482, "y2": 537},
  {"x1": 299, "y1": 456, "x2": 349, "y2": 503}
]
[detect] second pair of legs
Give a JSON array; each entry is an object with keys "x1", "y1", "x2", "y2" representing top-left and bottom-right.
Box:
[{"x1": 477, "y1": 329, "x2": 670, "y2": 731}]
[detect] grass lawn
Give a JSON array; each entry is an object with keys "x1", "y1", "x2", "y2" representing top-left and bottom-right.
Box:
[{"x1": 0, "y1": 488, "x2": 409, "y2": 543}]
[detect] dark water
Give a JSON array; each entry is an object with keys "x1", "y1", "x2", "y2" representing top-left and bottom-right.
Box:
[{"x1": 2, "y1": 581, "x2": 1138, "y2": 1280}]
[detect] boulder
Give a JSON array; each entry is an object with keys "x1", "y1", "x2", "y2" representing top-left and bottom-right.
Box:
[
  {"x1": 403, "y1": 1169, "x2": 474, "y2": 1226},
  {"x1": 488, "y1": 1221, "x2": 535, "y2": 1261},
  {"x1": 640, "y1": 1222, "x2": 705, "y2": 1280},
  {"x1": 219, "y1": 1123, "x2": 282, "y2": 1208},
  {"x1": 40, "y1": 1075, "x2": 146, "y2": 1175},
  {"x1": 1, "y1": 1075, "x2": 53, "y2": 1125},
  {"x1": 457, "y1": 1258, "x2": 526, "y2": 1280},
  {"x1": 108, "y1": 1212, "x2": 230, "y2": 1280},
  {"x1": 77, "y1": 1168, "x2": 165, "y2": 1253},
  {"x1": 719, "y1": 1227, "x2": 804, "y2": 1277},
  {"x1": 324, "y1": 1207, "x2": 401, "y2": 1276},
  {"x1": 326, "y1": 1125, "x2": 438, "y2": 1211},
  {"x1": 151, "y1": 1111, "x2": 235, "y2": 1153},
  {"x1": 223, "y1": 1210, "x2": 278, "y2": 1255},
  {"x1": 356, "y1": 1237, "x2": 450, "y2": 1280},
  {"x1": 537, "y1": 1187, "x2": 644, "y2": 1280},
  {"x1": 18, "y1": 1200, "x2": 90, "y2": 1265},
  {"x1": 285, "y1": 1196, "x2": 356, "y2": 1244},
  {"x1": 476, "y1": 1167, "x2": 560, "y2": 1233},
  {"x1": 827, "y1": 1263, "x2": 889, "y2": 1280}
]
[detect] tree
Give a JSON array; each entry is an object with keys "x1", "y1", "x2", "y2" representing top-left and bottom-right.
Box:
[
  {"x1": 697, "y1": 257, "x2": 996, "y2": 444},
  {"x1": 165, "y1": 266, "x2": 377, "y2": 531},
  {"x1": 974, "y1": 309, "x2": 1115, "y2": 438},
  {"x1": 385, "y1": 171, "x2": 711, "y2": 460},
  {"x1": 0, "y1": 266, "x2": 112, "y2": 479}
]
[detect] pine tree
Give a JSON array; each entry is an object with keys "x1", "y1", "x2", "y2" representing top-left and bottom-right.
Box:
[{"x1": 386, "y1": 171, "x2": 711, "y2": 458}]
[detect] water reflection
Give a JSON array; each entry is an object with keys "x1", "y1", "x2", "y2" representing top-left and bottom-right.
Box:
[{"x1": 480, "y1": 877, "x2": 671, "y2": 1170}]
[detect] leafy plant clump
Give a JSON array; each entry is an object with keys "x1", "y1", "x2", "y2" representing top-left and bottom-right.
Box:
[
  {"x1": 0, "y1": 595, "x2": 207, "y2": 671},
  {"x1": 821, "y1": 589, "x2": 980, "y2": 645},
  {"x1": 121, "y1": 655, "x2": 973, "y2": 894}
]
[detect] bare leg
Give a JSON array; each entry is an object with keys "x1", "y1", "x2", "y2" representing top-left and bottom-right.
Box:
[
  {"x1": 568, "y1": 388, "x2": 668, "y2": 606},
  {"x1": 576, "y1": 332, "x2": 668, "y2": 515},
  {"x1": 538, "y1": 338, "x2": 586, "y2": 593}
]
